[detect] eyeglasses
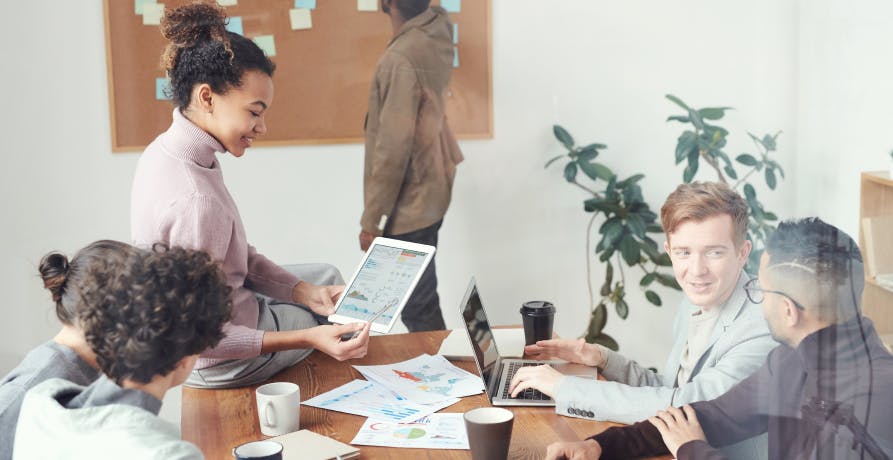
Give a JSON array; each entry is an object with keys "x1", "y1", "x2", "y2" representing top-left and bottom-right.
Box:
[{"x1": 743, "y1": 278, "x2": 806, "y2": 310}]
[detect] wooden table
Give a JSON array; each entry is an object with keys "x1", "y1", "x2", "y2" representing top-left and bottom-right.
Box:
[{"x1": 182, "y1": 330, "x2": 668, "y2": 459}]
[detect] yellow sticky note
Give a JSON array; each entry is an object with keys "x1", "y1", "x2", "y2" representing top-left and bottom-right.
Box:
[
  {"x1": 357, "y1": 0, "x2": 378, "y2": 12},
  {"x1": 253, "y1": 35, "x2": 277, "y2": 57},
  {"x1": 143, "y1": 2, "x2": 164, "y2": 25},
  {"x1": 218, "y1": 0, "x2": 238, "y2": 5},
  {"x1": 289, "y1": 8, "x2": 312, "y2": 30}
]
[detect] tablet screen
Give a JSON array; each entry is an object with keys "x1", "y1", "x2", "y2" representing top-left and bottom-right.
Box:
[{"x1": 335, "y1": 244, "x2": 430, "y2": 326}]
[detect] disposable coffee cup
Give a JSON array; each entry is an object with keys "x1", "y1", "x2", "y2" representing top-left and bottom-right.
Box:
[
  {"x1": 255, "y1": 382, "x2": 300, "y2": 436},
  {"x1": 232, "y1": 440, "x2": 283, "y2": 460},
  {"x1": 464, "y1": 407, "x2": 514, "y2": 460},
  {"x1": 520, "y1": 301, "x2": 556, "y2": 345}
]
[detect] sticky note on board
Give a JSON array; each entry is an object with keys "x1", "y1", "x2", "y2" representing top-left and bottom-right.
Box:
[
  {"x1": 441, "y1": 0, "x2": 461, "y2": 13},
  {"x1": 135, "y1": 0, "x2": 156, "y2": 15},
  {"x1": 253, "y1": 35, "x2": 277, "y2": 57},
  {"x1": 452, "y1": 23, "x2": 458, "y2": 44},
  {"x1": 289, "y1": 9, "x2": 312, "y2": 30},
  {"x1": 453, "y1": 46, "x2": 459, "y2": 68},
  {"x1": 143, "y1": 2, "x2": 165, "y2": 25},
  {"x1": 226, "y1": 16, "x2": 243, "y2": 35},
  {"x1": 295, "y1": 0, "x2": 316, "y2": 9},
  {"x1": 155, "y1": 78, "x2": 171, "y2": 100},
  {"x1": 218, "y1": 0, "x2": 238, "y2": 6},
  {"x1": 358, "y1": 0, "x2": 378, "y2": 12}
]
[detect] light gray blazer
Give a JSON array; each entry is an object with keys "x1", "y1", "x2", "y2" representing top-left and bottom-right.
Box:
[{"x1": 555, "y1": 273, "x2": 777, "y2": 458}]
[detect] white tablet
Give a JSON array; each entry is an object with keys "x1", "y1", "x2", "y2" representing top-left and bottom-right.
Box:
[{"x1": 328, "y1": 237, "x2": 436, "y2": 334}]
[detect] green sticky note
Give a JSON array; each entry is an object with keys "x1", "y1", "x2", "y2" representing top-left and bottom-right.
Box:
[
  {"x1": 452, "y1": 23, "x2": 458, "y2": 44},
  {"x1": 441, "y1": 0, "x2": 460, "y2": 13},
  {"x1": 135, "y1": 0, "x2": 156, "y2": 15},
  {"x1": 226, "y1": 16, "x2": 243, "y2": 35},
  {"x1": 253, "y1": 35, "x2": 277, "y2": 57},
  {"x1": 453, "y1": 46, "x2": 459, "y2": 68},
  {"x1": 156, "y1": 77, "x2": 171, "y2": 100}
]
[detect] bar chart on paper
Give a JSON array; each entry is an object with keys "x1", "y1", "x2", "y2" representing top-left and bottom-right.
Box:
[{"x1": 302, "y1": 379, "x2": 444, "y2": 423}]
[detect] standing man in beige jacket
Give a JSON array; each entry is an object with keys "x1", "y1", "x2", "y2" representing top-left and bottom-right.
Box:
[{"x1": 359, "y1": 0, "x2": 463, "y2": 331}]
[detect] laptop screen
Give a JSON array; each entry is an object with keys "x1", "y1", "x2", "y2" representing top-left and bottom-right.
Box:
[{"x1": 460, "y1": 280, "x2": 499, "y2": 386}]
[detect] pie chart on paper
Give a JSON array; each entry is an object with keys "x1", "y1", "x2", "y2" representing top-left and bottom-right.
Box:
[{"x1": 393, "y1": 427, "x2": 426, "y2": 439}]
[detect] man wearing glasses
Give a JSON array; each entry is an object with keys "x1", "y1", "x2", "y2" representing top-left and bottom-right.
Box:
[
  {"x1": 512, "y1": 182, "x2": 778, "y2": 459},
  {"x1": 546, "y1": 218, "x2": 893, "y2": 460}
]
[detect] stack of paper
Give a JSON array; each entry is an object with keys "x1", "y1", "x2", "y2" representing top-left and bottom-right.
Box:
[{"x1": 303, "y1": 354, "x2": 484, "y2": 450}]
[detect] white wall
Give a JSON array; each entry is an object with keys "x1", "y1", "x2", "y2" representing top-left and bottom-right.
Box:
[{"x1": 3, "y1": 0, "x2": 880, "y2": 379}]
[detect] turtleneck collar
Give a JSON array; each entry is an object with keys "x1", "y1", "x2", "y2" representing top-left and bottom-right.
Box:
[{"x1": 162, "y1": 108, "x2": 225, "y2": 169}]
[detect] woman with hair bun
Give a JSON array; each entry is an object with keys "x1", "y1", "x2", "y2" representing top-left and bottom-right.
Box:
[
  {"x1": 0, "y1": 240, "x2": 139, "y2": 460},
  {"x1": 131, "y1": 2, "x2": 370, "y2": 389}
]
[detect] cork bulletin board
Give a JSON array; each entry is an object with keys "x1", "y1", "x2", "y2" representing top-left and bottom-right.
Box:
[{"x1": 103, "y1": 0, "x2": 492, "y2": 152}]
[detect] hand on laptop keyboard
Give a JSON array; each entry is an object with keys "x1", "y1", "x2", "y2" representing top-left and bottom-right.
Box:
[{"x1": 507, "y1": 362, "x2": 562, "y2": 399}]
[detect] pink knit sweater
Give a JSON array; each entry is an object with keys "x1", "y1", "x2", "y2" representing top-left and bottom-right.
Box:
[{"x1": 131, "y1": 109, "x2": 300, "y2": 368}]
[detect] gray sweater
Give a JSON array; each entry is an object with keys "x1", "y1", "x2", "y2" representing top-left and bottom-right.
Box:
[
  {"x1": 13, "y1": 376, "x2": 203, "y2": 459},
  {"x1": 0, "y1": 341, "x2": 97, "y2": 460}
]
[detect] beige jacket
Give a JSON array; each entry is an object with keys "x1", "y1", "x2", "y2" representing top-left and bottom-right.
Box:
[{"x1": 362, "y1": 6, "x2": 464, "y2": 235}]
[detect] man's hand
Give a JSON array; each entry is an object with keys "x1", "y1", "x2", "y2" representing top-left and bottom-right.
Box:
[
  {"x1": 359, "y1": 230, "x2": 376, "y2": 252},
  {"x1": 543, "y1": 439, "x2": 602, "y2": 460},
  {"x1": 508, "y1": 364, "x2": 564, "y2": 398},
  {"x1": 524, "y1": 338, "x2": 604, "y2": 368},
  {"x1": 308, "y1": 322, "x2": 371, "y2": 361},
  {"x1": 649, "y1": 405, "x2": 707, "y2": 457},
  {"x1": 292, "y1": 281, "x2": 345, "y2": 316}
]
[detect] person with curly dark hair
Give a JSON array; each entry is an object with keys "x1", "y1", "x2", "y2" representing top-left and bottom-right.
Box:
[
  {"x1": 0, "y1": 240, "x2": 141, "y2": 460},
  {"x1": 130, "y1": 2, "x2": 371, "y2": 389},
  {"x1": 13, "y1": 245, "x2": 231, "y2": 459}
]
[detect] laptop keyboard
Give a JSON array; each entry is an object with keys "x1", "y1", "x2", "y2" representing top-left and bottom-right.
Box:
[{"x1": 501, "y1": 362, "x2": 552, "y2": 401}]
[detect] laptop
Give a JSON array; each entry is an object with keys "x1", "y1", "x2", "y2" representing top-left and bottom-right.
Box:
[{"x1": 458, "y1": 277, "x2": 599, "y2": 406}]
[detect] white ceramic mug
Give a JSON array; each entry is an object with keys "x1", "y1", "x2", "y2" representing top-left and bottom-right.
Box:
[{"x1": 255, "y1": 382, "x2": 300, "y2": 436}]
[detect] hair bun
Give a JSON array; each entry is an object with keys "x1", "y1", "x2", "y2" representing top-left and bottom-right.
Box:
[
  {"x1": 160, "y1": 3, "x2": 228, "y2": 48},
  {"x1": 39, "y1": 252, "x2": 70, "y2": 303}
]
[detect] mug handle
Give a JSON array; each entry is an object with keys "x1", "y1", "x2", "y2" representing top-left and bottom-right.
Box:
[{"x1": 263, "y1": 401, "x2": 276, "y2": 428}]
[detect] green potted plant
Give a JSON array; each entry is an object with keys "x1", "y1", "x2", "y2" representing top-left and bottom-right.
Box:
[{"x1": 545, "y1": 94, "x2": 788, "y2": 350}]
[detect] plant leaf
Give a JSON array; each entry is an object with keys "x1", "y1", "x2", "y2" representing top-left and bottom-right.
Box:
[
  {"x1": 762, "y1": 133, "x2": 777, "y2": 151},
  {"x1": 645, "y1": 290, "x2": 662, "y2": 306},
  {"x1": 544, "y1": 154, "x2": 565, "y2": 169},
  {"x1": 615, "y1": 298, "x2": 629, "y2": 320},
  {"x1": 667, "y1": 115, "x2": 690, "y2": 123},
  {"x1": 590, "y1": 303, "x2": 607, "y2": 333},
  {"x1": 736, "y1": 153, "x2": 758, "y2": 166},
  {"x1": 589, "y1": 332, "x2": 619, "y2": 351},
  {"x1": 656, "y1": 273, "x2": 681, "y2": 289},
  {"x1": 563, "y1": 162, "x2": 578, "y2": 183},
  {"x1": 675, "y1": 131, "x2": 697, "y2": 164},
  {"x1": 743, "y1": 183, "x2": 757, "y2": 202},
  {"x1": 626, "y1": 214, "x2": 647, "y2": 238},
  {"x1": 688, "y1": 109, "x2": 705, "y2": 130},
  {"x1": 765, "y1": 167, "x2": 777, "y2": 190},
  {"x1": 620, "y1": 234, "x2": 641, "y2": 265},
  {"x1": 640, "y1": 272, "x2": 657, "y2": 287},
  {"x1": 724, "y1": 164, "x2": 738, "y2": 180},
  {"x1": 553, "y1": 125, "x2": 574, "y2": 150},
  {"x1": 666, "y1": 94, "x2": 691, "y2": 111},
  {"x1": 698, "y1": 107, "x2": 732, "y2": 120},
  {"x1": 683, "y1": 162, "x2": 697, "y2": 183}
]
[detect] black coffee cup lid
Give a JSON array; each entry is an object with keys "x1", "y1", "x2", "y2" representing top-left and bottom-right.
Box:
[{"x1": 520, "y1": 301, "x2": 555, "y2": 316}]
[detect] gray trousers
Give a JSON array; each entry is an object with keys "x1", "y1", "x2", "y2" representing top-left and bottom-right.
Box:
[{"x1": 186, "y1": 263, "x2": 344, "y2": 389}]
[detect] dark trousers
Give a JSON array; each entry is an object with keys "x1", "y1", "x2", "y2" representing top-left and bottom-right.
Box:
[{"x1": 386, "y1": 220, "x2": 446, "y2": 332}]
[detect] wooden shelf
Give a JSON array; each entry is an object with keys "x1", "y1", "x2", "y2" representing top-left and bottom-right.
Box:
[{"x1": 860, "y1": 172, "x2": 893, "y2": 335}]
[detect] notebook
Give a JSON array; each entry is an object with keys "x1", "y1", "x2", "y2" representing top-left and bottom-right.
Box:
[
  {"x1": 457, "y1": 277, "x2": 598, "y2": 406},
  {"x1": 268, "y1": 429, "x2": 359, "y2": 460}
]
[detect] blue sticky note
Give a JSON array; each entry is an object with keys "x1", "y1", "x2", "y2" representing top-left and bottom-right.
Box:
[
  {"x1": 253, "y1": 35, "x2": 277, "y2": 57},
  {"x1": 135, "y1": 0, "x2": 156, "y2": 15},
  {"x1": 441, "y1": 0, "x2": 460, "y2": 13},
  {"x1": 453, "y1": 46, "x2": 459, "y2": 68},
  {"x1": 155, "y1": 77, "x2": 171, "y2": 100},
  {"x1": 295, "y1": 0, "x2": 316, "y2": 9},
  {"x1": 452, "y1": 23, "x2": 458, "y2": 44},
  {"x1": 226, "y1": 17, "x2": 243, "y2": 35}
]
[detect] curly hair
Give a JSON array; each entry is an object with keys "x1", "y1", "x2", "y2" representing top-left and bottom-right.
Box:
[
  {"x1": 78, "y1": 244, "x2": 232, "y2": 384},
  {"x1": 38, "y1": 240, "x2": 141, "y2": 325},
  {"x1": 159, "y1": 2, "x2": 275, "y2": 109}
]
